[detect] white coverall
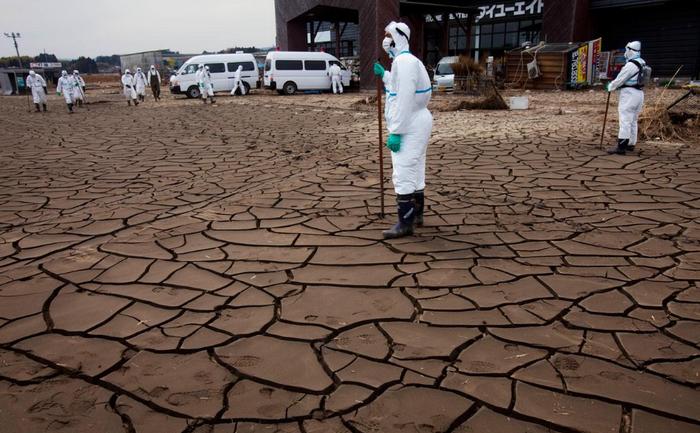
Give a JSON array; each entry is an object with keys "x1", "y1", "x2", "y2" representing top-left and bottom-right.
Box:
[
  {"x1": 608, "y1": 55, "x2": 646, "y2": 147},
  {"x1": 121, "y1": 72, "x2": 137, "y2": 101},
  {"x1": 72, "y1": 73, "x2": 86, "y2": 102},
  {"x1": 26, "y1": 73, "x2": 47, "y2": 104},
  {"x1": 329, "y1": 63, "x2": 343, "y2": 94},
  {"x1": 230, "y1": 65, "x2": 246, "y2": 95},
  {"x1": 198, "y1": 68, "x2": 214, "y2": 98},
  {"x1": 56, "y1": 73, "x2": 75, "y2": 104},
  {"x1": 382, "y1": 22, "x2": 433, "y2": 195},
  {"x1": 134, "y1": 69, "x2": 148, "y2": 97}
]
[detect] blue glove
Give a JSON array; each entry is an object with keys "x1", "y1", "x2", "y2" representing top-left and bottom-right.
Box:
[
  {"x1": 374, "y1": 62, "x2": 385, "y2": 78},
  {"x1": 386, "y1": 134, "x2": 401, "y2": 152}
]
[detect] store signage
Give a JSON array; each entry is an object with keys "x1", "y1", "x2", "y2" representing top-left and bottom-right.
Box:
[{"x1": 426, "y1": 0, "x2": 544, "y2": 23}]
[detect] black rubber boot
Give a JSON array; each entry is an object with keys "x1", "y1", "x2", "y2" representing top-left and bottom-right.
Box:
[
  {"x1": 414, "y1": 190, "x2": 425, "y2": 227},
  {"x1": 134, "y1": 99, "x2": 139, "y2": 106},
  {"x1": 34, "y1": 103, "x2": 40, "y2": 112},
  {"x1": 42, "y1": 104, "x2": 47, "y2": 112},
  {"x1": 627, "y1": 143, "x2": 636, "y2": 152},
  {"x1": 202, "y1": 98, "x2": 207, "y2": 104},
  {"x1": 383, "y1": 194, "x2": 415, "y2": 239},
  {"x1": 127, "y1": 100, "x2": 131, "y2": 106},
  {"x1": 68, "y1": 103, "x2": 74, "y2": 113},
  {"x1": 607, "y1": 138, "x2": 628, "y2": 155},
  {"x1": 210, "y1": 97, "x2": 216, "y2": 104}
]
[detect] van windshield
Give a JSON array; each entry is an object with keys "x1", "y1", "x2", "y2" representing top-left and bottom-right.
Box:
[
  {"x1": 180, "y1": 64, "x2": 198, "y2": 75},
  {"x1": 436, "y1": 63, "x2": 454, "y2": 75},
  {"x1": 264, "y1": 59, "x2": 271, "y2": 72}
]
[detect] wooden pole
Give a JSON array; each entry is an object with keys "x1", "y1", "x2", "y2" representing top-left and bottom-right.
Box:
[
  {"x1": 600, "y1": 91, "x2": 611, "y2": 149},
  {"x1": 376, "y1": 59, "x2": 385, "y2": 218}
]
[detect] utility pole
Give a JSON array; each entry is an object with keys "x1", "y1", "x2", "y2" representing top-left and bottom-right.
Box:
[{"x1": 4, "y1": 32, "x2": 23, "y2": 67}]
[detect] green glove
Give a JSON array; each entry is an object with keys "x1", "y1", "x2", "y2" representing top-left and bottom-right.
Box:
[
  {"x1": 57, "y1": 91, "x2": 61, "y2": 96},
  {"x1": 386, "y1": 134, "x2": 401, "y2": 152},
  {"x1": 374, "y1": 62, "x2": 385, "y2": 77},
  {"x1": 606, "y1": 83, "x2": 612, "y2": 93}
]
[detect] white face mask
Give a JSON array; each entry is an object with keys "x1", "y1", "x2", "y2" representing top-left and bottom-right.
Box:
[
  {"x1": 382, "y1": 37, "x2": 395, "y2": 56},
  {"x1": 624, "y1": 48, "x2": 638, "y2": 61}
]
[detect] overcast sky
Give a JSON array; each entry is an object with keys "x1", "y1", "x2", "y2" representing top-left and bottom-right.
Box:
[{"x1": 0, "y1": 0, "x2": 276, "y2": 59}]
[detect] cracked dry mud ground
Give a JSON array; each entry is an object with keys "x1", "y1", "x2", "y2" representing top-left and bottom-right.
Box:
[{"x1": 0, "y1": 90, "x2": 699, "y2": 433}]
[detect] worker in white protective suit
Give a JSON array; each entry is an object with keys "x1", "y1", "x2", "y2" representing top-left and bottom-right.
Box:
[
  {"x1": 71, "y1": 70, "x2": 86, "y2": 107},
  {"x1": 197, "y1": 64, "x2": 215, "y2": 104},
  {"x1": 56, "y1": 70, "x2": 76, "y2": 113},
  {"x1": 134, "y1": 67, "x2": 148, "y2": 102},
  {"x1": 606, "y1": 41, "x2": 647, "y2": 155},
  {"x1": 26, "y1": 70, "x2": 48, "y2": 112},
  {"x1": 147, "y1": 65, "x2": 161, "y2": 101},
  {"x1": 230, "y1": 65, "x2": 246, "y2": 96},
  {"x1": 374, "y1": 21, "x2": 433, "y2": 239},
  {"x1": 121, "y1": 69, "x2": 139, "y2": 106},
  {"x1": 329, "y1": 62, "x2": 343, "y2": 94}
]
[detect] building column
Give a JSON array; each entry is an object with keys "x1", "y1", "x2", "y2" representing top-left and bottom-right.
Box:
[
  {"x1": 358, "y1": 0, "x2": 400, "y2": 90},
  {"x1": 542, "y1": 0, "x2": 591, "y2": 43}
]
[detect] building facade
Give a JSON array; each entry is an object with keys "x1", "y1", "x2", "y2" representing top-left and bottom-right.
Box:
[{"x1": 275, "y1": 0, "x2": 699, "y2": 88}]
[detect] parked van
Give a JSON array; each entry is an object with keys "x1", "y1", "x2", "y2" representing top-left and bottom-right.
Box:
[
  {"x1": 170, "y1": 53, "x2": 259, "y2": 98},
  {"x1": 432, "y1": 56, "x2": 457, "y2": 92},
  {"x1": 263, "y1": 51, "x2": 351, "y2": 95}
]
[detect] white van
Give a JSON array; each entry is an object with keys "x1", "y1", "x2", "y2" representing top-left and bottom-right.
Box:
[
  {"x1": 432, "y1": 56, "x2": 458, "y2": 92},
  {"x1": 263, "y1": 51, "x2": 351, "y2": 95},
  {"x1": 170, "y1": 53, "x2": 260, "y2": 98}
]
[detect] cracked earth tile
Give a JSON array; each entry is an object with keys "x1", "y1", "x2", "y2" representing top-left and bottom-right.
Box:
[
  {"x1": 381, "y1": 322, "x2": 480, "y2": 360},
  {"x1": 104, "y1": 350, "x2": 232, "y2": 418},
  {"x1": 96, "y1": 283, "x2": 201, "y2": 307},
  {"x1": 630, "y1": 410, "x2": 700, "y2": 433},
  {"x1": 456, "y1": 276, "x2": 552, "y2": 308},
  {"x1": 101, "y1": 240, "x2": 173, "y2": 259},
  {"x1": 165, "y1": 264, "x2": 231, "y2": 291},
  {"x1": 441, "y1": 371, "x2": 512, "y2": 409},
  {"x1": 207, "y1": 229, "x2": 297, "y2": 247},
  {"x1": 347, "y1": 385, "x2": 473, "y2": 433},
  {"x1": 580, "y1": 289, "x2": 633, "y2": 314},
  {"x1": 325, "y1": 384, "x2": 373, "y2": 413},
  {"x1": 514, "y1": 382, "x2": 621, "y2": 433},
  {"x1": 216, "y1": 335, "x2": 333, "y2": 392},
  {"x1": 335, "y1": 355, "x2": 403, "y2": 388},
  {"x1": 616, "y1": 332, "x2": 699, "y2": 364},
  {"x1": 0, "y1": 377, "x2": 125, "y2": 433},
  {"x1": 292, "y1": 264, "x2": 400, "y2": 286},
  {"x1": 281, "y1": 286, "x2": 414, "y2": 328},
  {"x1": 666, "y1": 320, "x2": 700, "y2": 345},
  {"x1": 115, "y1": 395, "x2": 189, "y2": 433},
  {"x1": 453, "y1": 406, "x2": 566, "y2": 433},
  {"x1": 456, "y1": 335, "x2": 547, "y2": 374},
  {"x1": 50, "y1": 288, "x2": 131, "y2": 332},
  {"x1": 224, "y1": 380, "x2": 322, "y2": 420},
  {"x1": 326, "y1": 323, "x2": 389, "y2": 360},
  {"x1": 0, "y1": 348, "x2": 56, "y2": 381},
  {"x1": 539, "y1": 274, "x2": 623, "y2": 299},
  {"x1": 0, "y1": 274, "x2": 62, "y2": 320},
  {"x1": 223, "y1": 244, "x2": 314, "y2": 263},
  {"x1": 564, "y1": 307, "x2": 656, "y2": 332},
  {"x1": 95, "y1": 257, "x2": 153, "y2": 283},
  {"x1": 623, "y1": 280, "x2": 686, "y2": 307},
  {"x1": 647, "y1": 358, "x2": 700, "y2": 385},
  {"x1": 303, "y1": 418, "x2": 353, "y2": 433},
  {"x1": 490, "y1": 322, "x2": 583, "y2": 350},
  {"x1": 209, "y1": 306, "x2": 275, "y2": 336},
  {"x1": 550, "y1": 353, "x2": 700, "y2": 422},
  {"x1": 310, "y1": 244, "x2": 403, "y2": 265}
]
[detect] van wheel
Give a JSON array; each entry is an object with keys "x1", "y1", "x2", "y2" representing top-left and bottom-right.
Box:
[
  {"x1": 187, "y1": 85, "x2": 201, "y2": 99},
  {"x1": 283, "y1": 81, "x2": 297, "y2": 95},
  {"x1": 243, "y1": 82, "x2": 251, "y2": 95}
]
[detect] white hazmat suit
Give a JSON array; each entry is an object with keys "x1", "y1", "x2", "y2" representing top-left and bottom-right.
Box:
[
  {"x1": 26, "y1": 71, "x2": 47, "y2": 110},
  {"x1": 72, "y1": 70, "x2": 86, "y2": 105},
  {"x1": 56, "y1": 70, "x2": 76, "y2": 112},
  {"x1": 607, "y1": 41, "x2": 646, "y2": 154},
  {"x1": 197, "y1": 65, "x2": 215, "y2": 103},
  {"x1": 230, "y1": 65, "x2": 246, "y2": 96},
  {"x1": 329, "y1": 63, "x2": 343, "y2": 94},
  {"x1": 134, "y1": 67, "x2": 148, "y2": 101},
  {"x1": 376, "y1": 21, "x2": 433, "y2": 239},
  {"x1": 121, "y1": 70, "x2": 138, "y2": 105}
]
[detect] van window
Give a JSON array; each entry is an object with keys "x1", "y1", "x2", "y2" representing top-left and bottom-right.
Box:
[
  {"x1": 329, "y1": 60, "x2": 347, "y2": 70},
  {"x1": 304, "y1": 60, "x2": 327, "y2": 71},
  {"x1": 264, "y1": 59, "x2": 271, "y2": 71},
  {"x1": 205, "y1": 63, "x2": 226, "y2": 73},
  {"x1": 436, "y1": 63, "x2": 454, "y2": 75},
  {"x1": 276, "y1": 60, "x2": 303, "y2": 71},
  {"x1": 227, "y1": 61, "x2": 255, "y2": 72},
  {"x1": 182, "y1": 64, "x2": 198, "y2": 75}
]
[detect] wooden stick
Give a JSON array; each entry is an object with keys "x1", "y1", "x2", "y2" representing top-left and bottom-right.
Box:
[
  {"x1": 600, "y1": 91, "x2": 611, "y2": 149},
  {"x1": 376, "y1": 59, "x2": 385, "y2": 218}
]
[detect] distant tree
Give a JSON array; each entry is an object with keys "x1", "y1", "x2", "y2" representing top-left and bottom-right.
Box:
[
  {"x1": 219, "y1": 46, "x2": 260, "y2": 54},
  {"x1": 34, "y1": 53, "x2": 58, "y2": 63},
  {"x1": 0, "y1": 56, "x2": 35, "y2": 68},
  {"x1": 95, "y1": 55, "x2": 120, "y2": 66},
  {"x1": 66, "y1": 56, "x2": 98, "y2": 73}
]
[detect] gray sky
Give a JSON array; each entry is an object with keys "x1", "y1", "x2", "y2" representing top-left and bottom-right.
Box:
[{"x1": 0, "y1": 0, "x2": 276, "y2": 59}]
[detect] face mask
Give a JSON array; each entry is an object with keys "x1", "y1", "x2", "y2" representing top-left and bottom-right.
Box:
[
  {"x1": 382, "y1": 37, "x2": 395, "y2": 57},
  {"x1": 624, "y1": 48, "x2": 638, "y2": 60},
  {"x1": 29, "y1": 71, "x2": 35, "y2": 76}
]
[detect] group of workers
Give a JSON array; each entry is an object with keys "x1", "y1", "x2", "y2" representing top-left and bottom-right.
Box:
[
  {"x1": 26, "y1": 69, "x2": 85, "y2": 113},
  {"x1": 23, "y1": 20, "x2": 646, "y2": 239},
  {"x1": 120, "y1": 65, "x2": 162, "y2": 106}
]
